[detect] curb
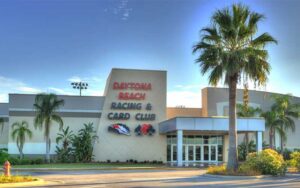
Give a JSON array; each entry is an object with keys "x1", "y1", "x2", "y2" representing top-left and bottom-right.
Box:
[
  {"x1": 203, "y1": 173, "x2": 272, "y2": 179},
  {"x1": 10, "y1": 167, "x2": 201, "y2": 171}
]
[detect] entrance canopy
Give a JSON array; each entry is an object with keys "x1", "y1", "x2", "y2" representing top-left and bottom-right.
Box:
[
  {"x1": 159, "y1": 117, "x2": 265, "y2": 166},
  {"x1": 159, "y1": 117, "x2": 265, "y2": 134}
]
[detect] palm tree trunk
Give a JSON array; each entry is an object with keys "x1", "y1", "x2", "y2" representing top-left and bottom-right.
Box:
[
  {"x1": 245, "y1": 132, "x2": 249, "y2": 156},
  {"x1": 227, "y1": 75, "x2": 239, "y2": 171},
  {"x1": 46, "y1": 136, "x2": 50, "y2": 163},
  {"x1": 18, "y1": 147, "x2": 23, "y2": 160},
  {"x1": 280, "y1": 125, "x2": 284, "y2": 153},
  {"x1": 269, "y1": 127, "x2": 273, "y2": 149}
]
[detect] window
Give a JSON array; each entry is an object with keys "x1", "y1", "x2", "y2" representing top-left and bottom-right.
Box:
[
  {"x1": 203, "y1": 136, "x2": 209, "y2": 144},
  {"x1": 195, "y1": 136, "x2": 203, "y2": 144},
  {"x1": 209, "y1": 136, "x2": 217, "y2": 144}
]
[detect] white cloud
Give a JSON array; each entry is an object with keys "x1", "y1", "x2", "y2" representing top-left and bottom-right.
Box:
[
  {"x1": 175, "y1": 84, "x2": 203, "y2": 90},
  {"x1": 67, "y1": 75, "x2": 104, "y2": 96},
  {"x1": 67, "y1": 76, "x2": 102, "y2": 83},
  {"x1": 0, "y1": 75, "x2": 105, "y2": 103},
  {"x1": 17, "y1": 86, "x2": 42, "y2": 93},
  {"x1": 68, "y1": 76, "x2": 82, "y2": 82},
  {"x1": 105, "y1": 0, "x2": 133, "y2": 21},
  {"x1": 48, "y1": 87, "x2": 73, "y2": 95},
  {"x1": 0, "y1": 76, "x2": 42, "y2": 102},
  {"x1": 0, "y1": 94, "x2": 7, "y2": 103},
  {"x1": 167, "y1": 90, "x2": 202, "y2": 108}
]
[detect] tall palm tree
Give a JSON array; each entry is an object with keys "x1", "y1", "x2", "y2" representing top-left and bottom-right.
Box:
[
  {"x1": 56, "y1": 126, "x2": 74, "y2": 151},
  {"x1": 11, "y1": 121, "x2": 33, "y2": 159},
  {"x1": 271, "y1": 94, "x2": 300, "y2": 152},
  {"x1": 193, "y1": 4, "x2": 277, "y2": 171},
  {"x1": 34, "y1": 93, "x2": 64, "y2": 163}
]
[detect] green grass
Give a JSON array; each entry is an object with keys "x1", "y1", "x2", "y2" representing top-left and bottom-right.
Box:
[
  {"x1": 13, "y1": 163, "x2": 165, "y2": 169},
  {"x1": 0, "y1": 175, "x2": 37, "y2": 183}
]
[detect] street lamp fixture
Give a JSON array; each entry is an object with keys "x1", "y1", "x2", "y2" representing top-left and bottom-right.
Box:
[{"x1": 71, "y1": 82, "x2": 88, "y2": 96}]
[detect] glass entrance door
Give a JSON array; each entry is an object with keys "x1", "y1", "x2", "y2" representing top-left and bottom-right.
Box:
[
  {"x1": 167, "y1": 135, "x2": 223, "y2": 163},
  {"x1": 195, "y1": 145, "x2": 201, "y2": 161},
  {"x1": 210, "y1": 145, "x2": 217, "y2": 162},
  {"x1": 203, "y1": 145, "x2": 209, "y2": 161}
]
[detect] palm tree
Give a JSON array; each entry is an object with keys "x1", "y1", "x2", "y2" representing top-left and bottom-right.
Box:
[
  {"x1": 34, "y1": 93, "x2": 64, "y2": 163},
  {"x1": 237, "y1": 84, "x2": 262, "y2": 156},
  {"x1": 271, "y1": 94, "x2": 300, "y2": 152},
  {"x1": 72, "y1": 122, "x2": 98, "y2": 162},
  {"x1": 56, "y1": 126, "x2": 74, "y2": 151},
  {"x1": 193, "y1": 4, "x2": 277, "y2": 171},
  {"x1": 260, "y1": 110, "x2": 281, "y2": 149},
  {"x1": 0, "y1": 118, "x2": 4, "y2": 134},
  {"x1": 11, "y1": 121, "x2": 33, "y2": 159}
]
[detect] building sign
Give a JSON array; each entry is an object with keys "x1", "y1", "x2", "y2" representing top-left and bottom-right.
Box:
[
  {"x1": 108, "y1": 123, "x2": 130, "y2": 136},
  {"x1": 106, "y1": 82, "x2": 156, "y2": 122},
  {"x1": 134, "y1": 124, "x2": 155, "y2": 136}
]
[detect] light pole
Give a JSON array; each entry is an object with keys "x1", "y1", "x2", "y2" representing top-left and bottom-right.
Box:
[{"x1": 71, "y1": 82, "x2": 88, "y2": 96}]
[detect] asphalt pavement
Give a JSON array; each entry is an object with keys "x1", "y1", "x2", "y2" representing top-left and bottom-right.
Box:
[{"x1": 7, "y1": 169, "x2": 300, "y2": 188}]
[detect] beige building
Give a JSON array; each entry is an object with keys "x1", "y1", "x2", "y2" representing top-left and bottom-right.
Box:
[{"x1": 0, "y1": 68, "x2": 298, "y2": 166}]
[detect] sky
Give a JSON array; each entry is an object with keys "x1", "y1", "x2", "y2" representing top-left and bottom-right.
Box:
[{"x1": 0, "y1": 0, "x2": 300, "y2": 107}]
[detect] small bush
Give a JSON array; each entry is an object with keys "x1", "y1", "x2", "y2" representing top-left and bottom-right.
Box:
[
  {"x1": 282, "y1": 149, "x2": 292, "y2": 160},
  {"x1": 33, "y1": 158, "x2": 44, "y2": 164},
  {"x1": 207, "y1": 165, "x2": 261, "y2": 176},
  {"x1": 0, "y1": 149, "x2": 9, "y2": 164},
  {"x1": 244, "y1": 149, "x2": 286, "y2": 176},
  {"x1": 7, "y1": 156, "x2": 20, "y2": 165},
  {"x1": 20, "y1": 158, "x2": 31, "y2": 165},
  {"x1": 207, "y1": 165, "x2": 227, "y2": 175},
  {"x1": 289, "y1": 151, "x2": 300, "y2": 171},
  {"x1": 238, "y1": 163, "x2": 261, "y2": 176}
]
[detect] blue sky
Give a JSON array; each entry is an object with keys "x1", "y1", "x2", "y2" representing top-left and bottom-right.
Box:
[{"x1": 0, "y1": 0, "x2": 300, "y2": 107}]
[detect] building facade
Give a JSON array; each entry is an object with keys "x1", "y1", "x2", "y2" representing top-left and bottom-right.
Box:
[{"x1": 0, "y1": 68, "x2": 298, "y2": 166}]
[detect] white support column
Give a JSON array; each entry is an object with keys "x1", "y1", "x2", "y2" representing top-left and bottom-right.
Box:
[
  {"x1": 177, "y1": 130, "x2": 183, "y2": 167},
  {"x1": 256, "y1": 131, "x2": 263, "y2": 152}
]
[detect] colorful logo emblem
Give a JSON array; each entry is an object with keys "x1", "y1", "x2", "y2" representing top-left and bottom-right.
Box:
[
  {"x1": 108, "y1": 123, "x2": 130, "y2": 136},
  {"x1": 134, "y1": 124, "x2": 155, "y2": 136}
]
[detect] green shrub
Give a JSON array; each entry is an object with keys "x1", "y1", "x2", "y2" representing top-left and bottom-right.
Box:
[
  {"x1": 289, "y1": 151, "x2": 300, "y2": 171},
  {"x1": 8, "y1": 156, "x2": 21, "y2": 165},
  {"x1": 0, "y1": 149, "x2": 9, "y2": 164},
  {"x1": 20, "y1": 158, "x2": 31, "y2": 165},
  {"x1": 238, "y1": 163, "x2": 261, "y2": 176},
  {"x1": 282, "y1": 148, "x2": 292, "y2": 160},
  {"x1": 238, "y1": 141, "x2": 256, "y2": 161},
  {"x1": 33, "y1": 158, "x2": 44, "y2": 164},
  {"x1": 55, "y1": 146, "x2": 74, "y2": 163},
  {"x1": 244, "y1": 149, "x2": 286, "y2": 176}
]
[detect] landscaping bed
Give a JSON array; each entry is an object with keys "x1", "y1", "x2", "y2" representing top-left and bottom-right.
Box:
[
  {"x1": 207, "y1": 149, "x2": 287, "y2": 176},
  {"x1": 0, "y1": 175, "x2": 37, "y2": 184},
  {"x1": 12, "y1": 163, "x2": 166, "y2": 169}
]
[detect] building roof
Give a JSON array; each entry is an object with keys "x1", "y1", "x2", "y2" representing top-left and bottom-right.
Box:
[
  {"x1": 0, "y1": 103, "x2": 8, "y2": 117},
  {"x1": 9, "y1": 94, "x2": 105, "y2": 112}
]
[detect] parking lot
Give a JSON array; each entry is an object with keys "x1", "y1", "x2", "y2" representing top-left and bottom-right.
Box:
[{"x1": 13, "y1": 169, "x2": 300, "y2": 188}]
